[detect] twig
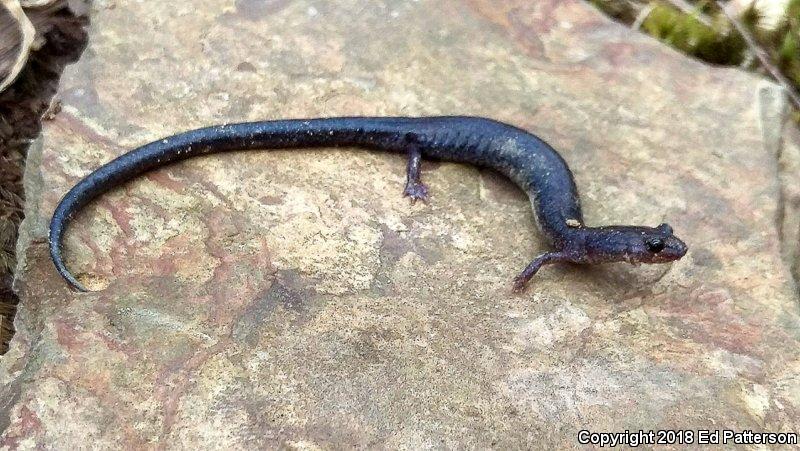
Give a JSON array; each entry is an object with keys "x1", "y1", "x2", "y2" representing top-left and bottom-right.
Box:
[
  {"x1": 0, "y1": 0, "x2": 35, "y2": 93},
  {"x1": 715, "y1": 0, "x2": 800, "y2": 110},
  {"x1": 665, "y1": 0, "x2": 713, "y2": 26},
  {"x1": 631, "y1": 3, "x2": 656, "y2": 30}
]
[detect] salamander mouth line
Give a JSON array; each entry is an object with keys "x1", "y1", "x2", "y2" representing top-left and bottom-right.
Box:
[{"x1": 49, "y1": 116, "x2": 687, "y2": 292}]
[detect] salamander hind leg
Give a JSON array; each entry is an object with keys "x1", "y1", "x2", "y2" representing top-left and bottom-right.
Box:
[
  {"x1": 403, "y1": 144, "x2": 429, "y2": 204},
  {"x1": 512, "y1": 251, "x2": 573, "y2": 292}
]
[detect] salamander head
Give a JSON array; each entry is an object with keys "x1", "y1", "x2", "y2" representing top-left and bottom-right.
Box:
[{"x1": 584, "y1": 223, "x2": 687, "y2": 265}]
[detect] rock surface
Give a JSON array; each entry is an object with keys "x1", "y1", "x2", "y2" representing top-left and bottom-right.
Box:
[{"x1": 2, "y1": 0, "x2": 800, "y2": 447}]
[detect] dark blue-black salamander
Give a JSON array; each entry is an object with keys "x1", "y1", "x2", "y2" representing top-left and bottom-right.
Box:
[{"x1": 49, "y1": 116, "x2": 687, "y2": 292}]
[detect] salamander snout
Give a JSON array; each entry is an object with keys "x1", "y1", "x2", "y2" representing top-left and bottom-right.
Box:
[
  {"x1": 630, "y1": 223, "x2": 687, "y2": 263},
  {"x1": 642, "y1": 224, "x2": 688, "y2": 263}
]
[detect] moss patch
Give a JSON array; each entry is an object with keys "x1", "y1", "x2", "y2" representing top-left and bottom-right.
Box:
[{"x1": 589, "y1": 0, "x2": 800, "y2": 115}]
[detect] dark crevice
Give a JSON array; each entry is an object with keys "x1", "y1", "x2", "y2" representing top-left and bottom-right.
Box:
[{"x1": 0, "y1": 6, "x2": 89, "y2": 354}]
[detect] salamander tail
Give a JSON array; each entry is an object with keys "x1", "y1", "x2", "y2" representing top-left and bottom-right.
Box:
[{"x1": 49, "y1": 207, "x2": 89, "y2": 292}]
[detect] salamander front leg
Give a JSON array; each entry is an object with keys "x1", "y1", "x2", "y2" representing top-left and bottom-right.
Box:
[
  {"x1": 512, "y1": 251, "x2": 572, "y2": 292},
  {"x1": 403, "y1": 145, "x2": 429, "y2": 204}
]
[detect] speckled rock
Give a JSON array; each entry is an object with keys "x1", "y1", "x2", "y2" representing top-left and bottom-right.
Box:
[{"x1": 2, "y1": 0, "x2": 800, "y2": 448}]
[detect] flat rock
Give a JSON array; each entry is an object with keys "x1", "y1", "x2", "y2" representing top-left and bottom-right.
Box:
[{"x1": 2, "y1": 0, "x2": 800, "y2": 447}]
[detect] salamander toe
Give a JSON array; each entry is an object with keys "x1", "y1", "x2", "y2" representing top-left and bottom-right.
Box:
[{"x1": 403, "y1": 181, "x2": 429, "y2": 204}]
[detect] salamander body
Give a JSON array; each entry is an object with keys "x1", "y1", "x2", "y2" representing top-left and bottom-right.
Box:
[{"x1": 49, "y1": 116, "x2": 687, "y2": 291}]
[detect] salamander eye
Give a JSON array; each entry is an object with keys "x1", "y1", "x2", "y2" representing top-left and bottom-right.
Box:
[{"x1": 646, "y1": 238, "x2": 665, "y2": 253}]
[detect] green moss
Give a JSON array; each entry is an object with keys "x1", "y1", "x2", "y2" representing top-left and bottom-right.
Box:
[
  {"x1": 642, "y1": 3, "x2": 750, "y2": 65},
  {"x1": 589, "y1": 0, "x2": 800, "y2": 123},
  {"x1": 773, "y1": 0, "x2": 800, "y2": 88}
]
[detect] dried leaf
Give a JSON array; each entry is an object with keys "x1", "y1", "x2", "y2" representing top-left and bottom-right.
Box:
[
  {"x1": 0, "y1": 0, "x2": 36, "y2": 93},
  {"x1": 20, "y1": 0, "x2": 59, "y2": 7}
]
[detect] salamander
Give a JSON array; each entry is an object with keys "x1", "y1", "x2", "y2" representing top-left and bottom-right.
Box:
[{"x1": 49, "y1": 116, "x2": 688, "y2": 292}]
